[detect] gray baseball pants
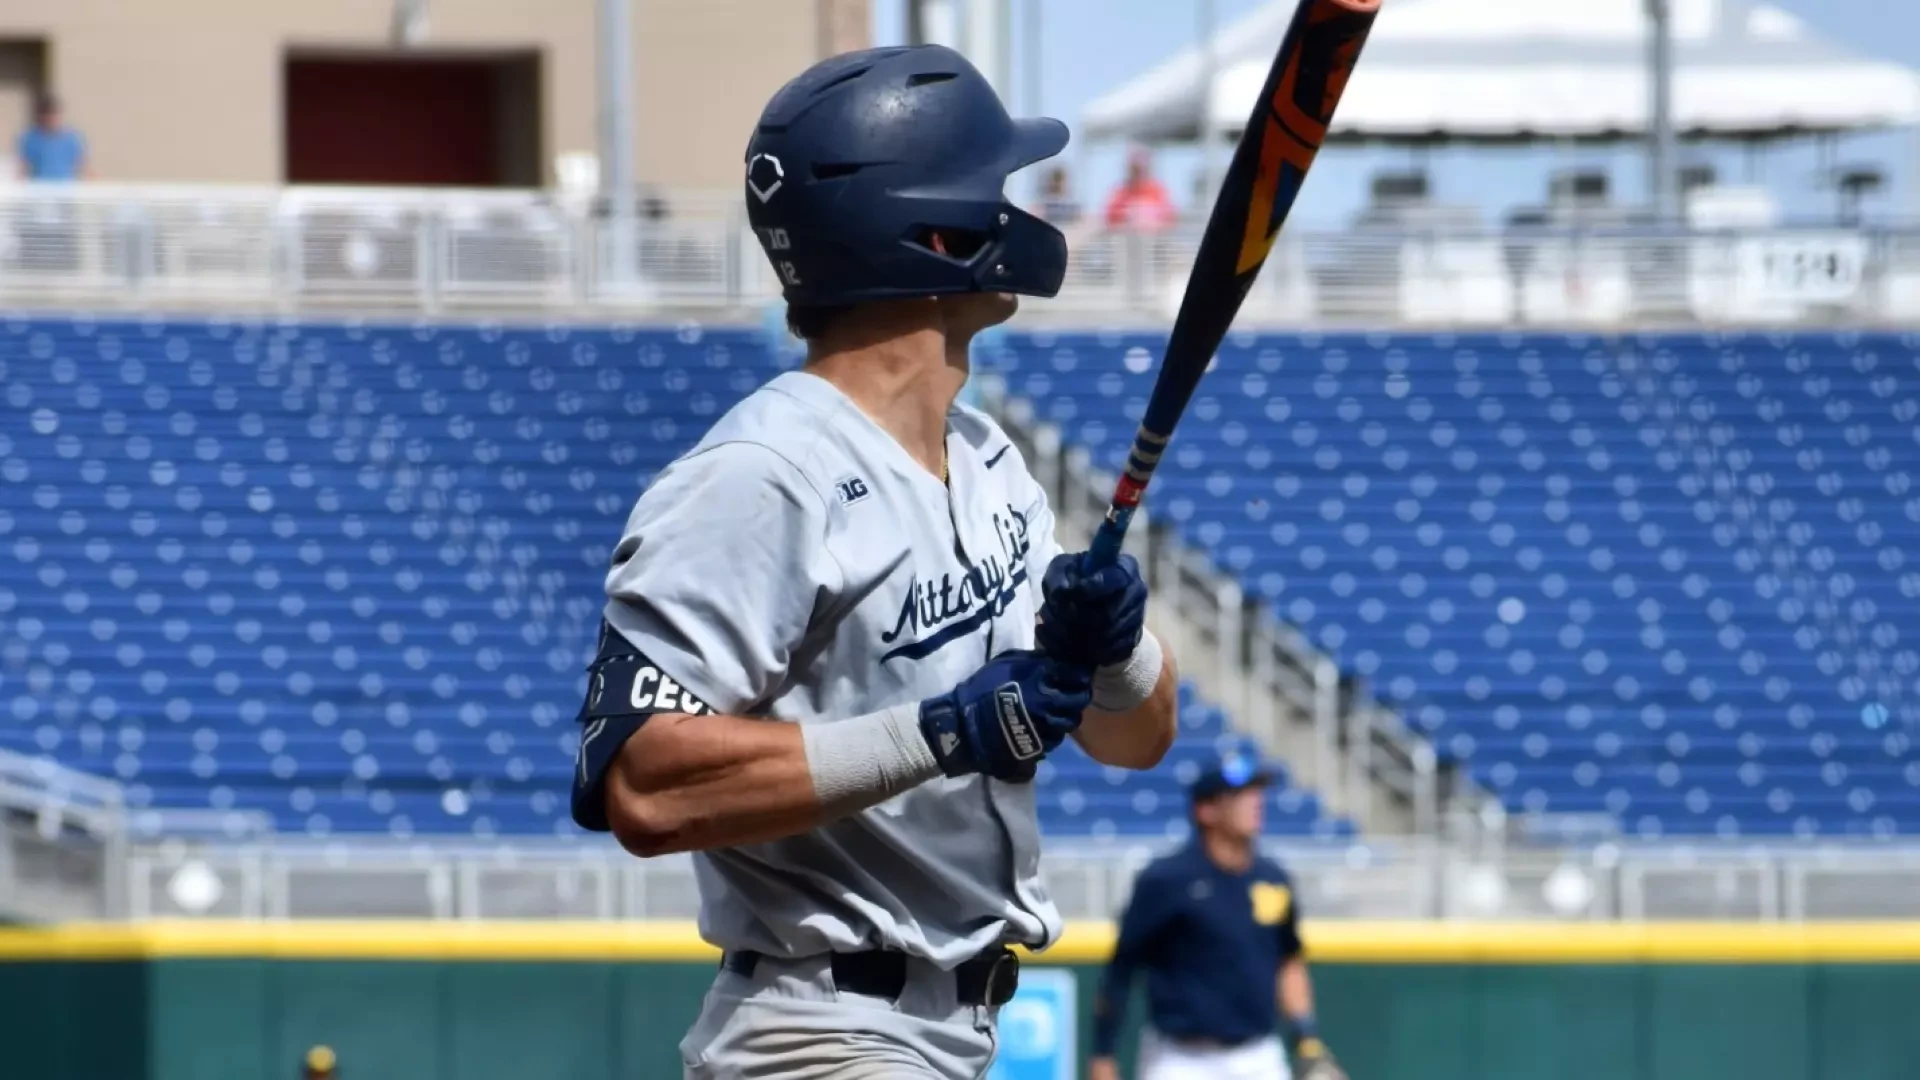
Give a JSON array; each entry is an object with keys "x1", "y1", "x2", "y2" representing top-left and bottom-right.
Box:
[{"x1": 678, "y1": 952, "x2": 1003, "y2": 1079}]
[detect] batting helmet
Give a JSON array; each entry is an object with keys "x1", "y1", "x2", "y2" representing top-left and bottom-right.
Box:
[{"x1": 744, "y1": 45, "x2": 1070, "y2": 309}]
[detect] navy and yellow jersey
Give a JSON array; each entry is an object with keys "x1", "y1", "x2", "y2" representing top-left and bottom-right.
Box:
[{"x1": 1090, "y1": 841, "x2": 1303, "y2": 1055}]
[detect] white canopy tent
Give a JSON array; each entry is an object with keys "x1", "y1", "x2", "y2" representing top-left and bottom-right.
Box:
[{"x1": 1084, "y1": 0, "x2": 1920, "y2": 144}]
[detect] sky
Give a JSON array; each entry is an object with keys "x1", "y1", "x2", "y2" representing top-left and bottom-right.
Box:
[{"x1": 870, "y1": 0, "x2": 1920, "y2": 228}]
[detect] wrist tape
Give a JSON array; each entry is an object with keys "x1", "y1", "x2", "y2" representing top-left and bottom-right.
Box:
[
  {"x1": 800, "y1": 703, "x2": 942, "y2": 815},
  {"x1": 1091, "y1": 629, "x2": 1163, "y2": 712}
]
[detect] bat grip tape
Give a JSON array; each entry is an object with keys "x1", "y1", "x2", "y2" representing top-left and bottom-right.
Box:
[{"x1": 1088, "y1": 518, "x2": 1127, "y2": 567}]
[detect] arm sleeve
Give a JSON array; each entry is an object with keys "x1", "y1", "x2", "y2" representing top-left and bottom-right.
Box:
[
  {"x1": 569, "y1": 620, "x2": 721, "y2": 832},
  {"x1": 1091, "y1": 870, "x2": 1179, "y2": 1057},
  {"x1": 1277, "y1": 883, "x2": 1305, "y2": 961},
  {"x1": 570, "y1": 441, "x2": 834, "y2": 831}
]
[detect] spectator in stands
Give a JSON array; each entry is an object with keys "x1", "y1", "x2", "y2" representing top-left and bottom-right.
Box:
[
  {"x1": 17, "y1": 94, "x2": 89, "y2": 182},
  {"x1": 302, "y1": 1045, "x2": 338, "y2": 1080},
  {"x1": 1103, "y1": 147, "x2": 1177, "y2": 232},
  {"x1": 1036, "y1": 165, "x2": 1083, "y2": 225}
]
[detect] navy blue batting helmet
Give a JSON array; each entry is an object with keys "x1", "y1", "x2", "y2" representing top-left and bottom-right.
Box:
[{"x1": 744, "y1": 45, "x2": 1070, "y2": 309}]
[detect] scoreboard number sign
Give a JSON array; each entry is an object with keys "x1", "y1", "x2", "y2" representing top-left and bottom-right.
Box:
[{"x1": 1735, "y1": 233, "x2": 1868, "y2": 305}]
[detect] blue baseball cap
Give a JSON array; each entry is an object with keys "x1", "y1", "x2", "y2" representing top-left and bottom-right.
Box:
[{"x1": 1190, "y1": 749, "x2": 1274, "y2": 802}]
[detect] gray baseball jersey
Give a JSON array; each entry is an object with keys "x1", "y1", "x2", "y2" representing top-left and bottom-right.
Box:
[{"x1": 585, "y1": 369, "x2": 1067, "y2": 967}]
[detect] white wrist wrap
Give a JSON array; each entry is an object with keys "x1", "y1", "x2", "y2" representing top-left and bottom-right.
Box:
[
  {"x1": 1092, "y1": 629, "x2": 1164, "y2": 713},
  {"x1": 801, "y1": 703, "x2": 942, "y2": 815}
]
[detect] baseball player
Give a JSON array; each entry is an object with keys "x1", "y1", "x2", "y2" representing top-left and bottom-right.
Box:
[
  {"x1": 1088, "y1": 749, "x2": 1341, "y2": 1080},
  {"x1": 569, "y1": 45, "x2": 1179, "y2": 1080}
]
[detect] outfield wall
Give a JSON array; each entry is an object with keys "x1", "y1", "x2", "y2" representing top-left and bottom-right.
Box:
[{"x1": 5, "y1": 923, "x2": 1920, "y2": 1080}]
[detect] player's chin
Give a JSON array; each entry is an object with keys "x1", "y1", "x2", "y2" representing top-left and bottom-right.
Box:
[{"x1": 942, "y1": 290, "x2": 1018, "y2": 336}]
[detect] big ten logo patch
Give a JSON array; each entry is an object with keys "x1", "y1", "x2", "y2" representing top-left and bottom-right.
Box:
[
  {"x1": 835, "y1": 475, "x2": 871, "y2": 506},
  {"x1": 1251, "y1": 882, "x2": 1292, "y2": 925}
]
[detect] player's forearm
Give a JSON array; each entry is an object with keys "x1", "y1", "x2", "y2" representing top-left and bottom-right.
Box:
[
  {"x1": 1088, "y1": 962, "x2": 1135, "y2": 1061},
  {"x1": 1279, "y1": 957, "x2": 1315, "y2": 1021},
  {"x1": 604, "y1": 713, "x2": 828, "y2": 857},
  {"x1": 1071, "y1": 652, "x2": 1178, "y2": 769},
  {"x1": 605, "y1": 702, "x2": 945, "y2": 856}
]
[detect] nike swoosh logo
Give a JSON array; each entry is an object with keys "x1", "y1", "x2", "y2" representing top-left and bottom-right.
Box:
[{"x1": 984, "y1": 445, "x2": 1011, "y2": 469}]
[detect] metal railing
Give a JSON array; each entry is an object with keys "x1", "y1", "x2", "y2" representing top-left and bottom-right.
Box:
[
  {"x1": 0, "y1": 749, "x2": 128, "y2": 920},
  {"x1": 982, "y1": 375, "x2": 1469, "y2": 839},
  {"x1": 0, "y1": 748, "x2": 274, "y2": 921},
  {"x1": 0, "y1": 183, "x2": 1915, "y2": 326},
  {"x1": 115, "y1": 836, "x2": 1920, "y2": 923},
  {"x1": 3, "y1": 747, "x2": 1916, "y2": 924}
]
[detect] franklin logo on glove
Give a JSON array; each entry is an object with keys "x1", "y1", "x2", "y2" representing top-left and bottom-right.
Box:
[
  {"x1": 916, "y1": 650, "x2": 1093, "y2": 782},
  {"x1": 995, "y1": 685, "x2": 1041, "y2": 760}
]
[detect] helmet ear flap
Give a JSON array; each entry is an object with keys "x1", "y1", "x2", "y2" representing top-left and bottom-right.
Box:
[{"x1": 969, "y1": 204, "x2": 1067, "y2": 299}]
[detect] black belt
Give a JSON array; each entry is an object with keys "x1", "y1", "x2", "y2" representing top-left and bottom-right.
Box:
[
  {"x1": 721, "y1": 947, "x2": 1020, "y2": 1007},
  {"x1": 1168, "y1": 1034, "x2": 1266, "y2": 1051}
]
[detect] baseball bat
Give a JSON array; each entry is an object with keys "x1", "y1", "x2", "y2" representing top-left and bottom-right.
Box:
[{"x1": 1087, "y1": 0, "x2": 1382, "y2": 566}]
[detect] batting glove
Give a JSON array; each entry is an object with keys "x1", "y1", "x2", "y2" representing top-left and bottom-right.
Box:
[
  {"x1": 919, "y1": 650, "x2": 1092, "y2": 783},
  {"x1": 1036, "y1": 552, "x2": 1148, "y2": 669},
  {"x1": 1293, "y1": 1034, "x2": 1347, "y2": 1080}
]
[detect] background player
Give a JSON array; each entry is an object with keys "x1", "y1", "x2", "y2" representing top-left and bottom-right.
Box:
[
  {"x1": 568, "y1": 45, "x2": 1179, "y2": 1079},
  {"x1": 1088, "y1": 749, "x2": 1342, "y2": 1080}
]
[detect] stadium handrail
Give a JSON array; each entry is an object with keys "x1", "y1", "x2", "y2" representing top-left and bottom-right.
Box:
[
  {"x1": 0, "y1": 182, "x2": 1911, "y2": 327},
  {"x1": 979, "y1": 372, "x2": 1489, "y2": 840},
  {"x1": 0, "y1": 747, "x2": 125, "y2": 836}
]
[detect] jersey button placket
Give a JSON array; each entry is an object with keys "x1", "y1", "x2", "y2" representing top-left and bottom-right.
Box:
[{"x1": 940, "y1": 431, "x2": 994, "y2": 664}]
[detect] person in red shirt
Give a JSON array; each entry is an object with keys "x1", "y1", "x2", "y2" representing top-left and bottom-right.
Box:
[{"x1": 1104, "y1": 147, "x2": 1178, "y2": 231}]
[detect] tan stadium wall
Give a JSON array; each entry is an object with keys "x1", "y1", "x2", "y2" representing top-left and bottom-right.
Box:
[{"x1": 0, "y1": 0, "x2": 871, "y2": 187}]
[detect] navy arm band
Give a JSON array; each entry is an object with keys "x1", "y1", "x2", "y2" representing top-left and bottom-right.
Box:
[{"x1": 570, "y1": 621, "x2": 714, "y2": 832}]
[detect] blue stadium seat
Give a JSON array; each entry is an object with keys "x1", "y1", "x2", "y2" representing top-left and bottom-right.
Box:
[
  {"x1": 986, "y1": 329, "x2": 1920, "y2": 838},
  {"x1": 0, "y1": 317, "x2": 1336, "y2": 839}
]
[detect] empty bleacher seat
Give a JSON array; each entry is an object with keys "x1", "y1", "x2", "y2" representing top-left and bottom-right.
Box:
[
  {"x1": 987, "y1": 329, "x2": 1920, "y2": 838},
  {"x1": 0, "y1": 316, "x2": 1337, "y2": 840}
]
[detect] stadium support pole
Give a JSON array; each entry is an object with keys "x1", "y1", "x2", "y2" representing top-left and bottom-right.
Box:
[
  {"x1": 1645, "y1": 0, "x2": 1678, "y2": 223},
  {"x1": 960, "y1": 0, "x2": 1011, "y2": 103},
  {"x1": 1197, "y1": 0, "x2": 1221, "y2": 207},
  {"x1": 910, "y1": 0, "x2": 958, "y2": 47},
  {"x1": 995, "y1": 0, "x2": 1013, "y2": 107},
  {"x1": 600, "y1": 0, "x2": 637, "y2": 287},
  {"x1": 1022, "y1": 0, "x2": 1041, "y2": 117},
  {"x1": 1910, "y1": 128, "x2": 1920, "y2": 224}
]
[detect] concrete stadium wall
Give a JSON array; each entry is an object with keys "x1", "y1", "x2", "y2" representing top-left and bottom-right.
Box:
[
  {"x1": 4, "y1": 923, "x2": 1920, "y2": 1080},
  {"x1": 0, "y1": 0, "x2": 871, "y2": 187}
]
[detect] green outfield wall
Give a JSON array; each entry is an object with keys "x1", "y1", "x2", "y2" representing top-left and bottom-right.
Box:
[{"x1": 4, "y1": 922, "x2": 1920, "y2": 1080}]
